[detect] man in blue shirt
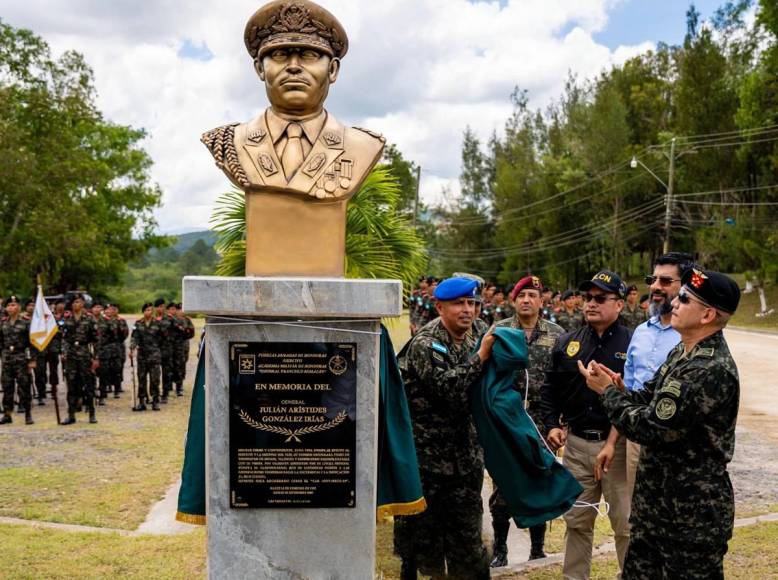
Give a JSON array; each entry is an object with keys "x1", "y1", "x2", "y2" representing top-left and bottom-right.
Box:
[{"x1": 622, "y1": 252, "x2": 693, "y2": 500}]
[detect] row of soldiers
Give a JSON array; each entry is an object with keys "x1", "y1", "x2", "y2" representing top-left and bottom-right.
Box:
[
  {"x1": 409, "y1": 275, "x2": 650, "y2": 337},
  {"x1": 0, "y1": 294, "x2": 194, "y2": 424}
]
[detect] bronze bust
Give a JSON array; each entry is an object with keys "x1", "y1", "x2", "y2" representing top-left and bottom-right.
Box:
[{"x1": 202, "y1": 1, "x2": 385, "y2": 276}]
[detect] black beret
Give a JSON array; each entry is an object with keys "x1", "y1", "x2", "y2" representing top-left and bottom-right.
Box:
[
  {"x1": 24, "y1": 299, "x2": 34, "y2": 307},
  {"x1": 682, "y1": 267, "x2": 740, "y2": 314},
  {"x1": 561, "y1": 290, "x2": 575, "y2": 301},
  {"x1": 141, "y1": 302, "x2": 153, "y2": 312},
  {"x1": 167, "y1": 302, "x2": 178, "y2": 309},
  {"x1": 639, "y1": 294, "x2": 649, "y2": 303},
  {"x1": 154, "y1": 298, "x2": 166, "y2": 307},
  {"x1": 176, "y1": 303, "x2": 183, "y2": 310},
  {"x1": 6, "y1": 295, "x2": 20, "y2": 305}
]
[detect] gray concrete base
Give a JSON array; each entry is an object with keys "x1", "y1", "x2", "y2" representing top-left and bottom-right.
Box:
[{"x1": 183, "y1": 277, "x2": 402, "y2": 580}]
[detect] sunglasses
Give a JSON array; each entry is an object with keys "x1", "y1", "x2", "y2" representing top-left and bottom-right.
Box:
[
  {"x1": 677, "y1": 288, "x2": 711, "y2": 308},
  {"x1": 583, "y1": 293, "x2": 619, "y2": 304},
  {"x1": 645, "y1": 275, "x2": 681, "y2": 286}
]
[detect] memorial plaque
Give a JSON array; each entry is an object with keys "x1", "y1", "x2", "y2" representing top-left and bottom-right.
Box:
[{"x1": 229, "y1": 341, "x2": 357, "y2": 508}]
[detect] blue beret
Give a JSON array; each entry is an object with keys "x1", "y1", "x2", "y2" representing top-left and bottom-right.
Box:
[{"x1": 434, "y1": 277, "x2": 478, "y2": 301}]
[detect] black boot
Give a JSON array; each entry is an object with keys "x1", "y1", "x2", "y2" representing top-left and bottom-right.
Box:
[
  {"x1": 490, "y1": 520, "x2": 509, "y2": 568},
  {"x1": 89, "y1": 408, "x2": 98, "y2": 424},
  {"x1": 0, "y1": 411, "x2": 12, "y2": 425},
  {"x1": 38, "y1": 398, "x2": 45, "y2": 406},
  {"x1": 133, "y1": 398, "x2": 147, "y2": 412},
  {"x1": 16, "y1": 404, "x2": 24, "y2": 413},
  {"x1": 176, "y1": 383, "x2": 183, "y2": 397},
  {"x1": 152, "y1": 397, "x2": 161, "y2": 411},
  {"x1": 160, "y1": 394, "x2": 169, "y2": 404},
  {"x1": 528, "y1": 523, "x2": 547, "y2": 560},
  {"x1": 400, "y1": 558, "x2": 417, "y2": 580},
  {"x1": 25, "y1": 410, "x2": 34, "y2": 425},
  {"x1": 114, "y1": 389, "x2": 121, "y2": 399},
  {"x1": 61, "y1": 412, "x2": 76, "y2": 425}
]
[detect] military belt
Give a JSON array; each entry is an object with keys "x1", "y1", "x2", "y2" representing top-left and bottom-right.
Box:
[{"x1": 571, "y1": 428, "x2": 607, "y2": 441}]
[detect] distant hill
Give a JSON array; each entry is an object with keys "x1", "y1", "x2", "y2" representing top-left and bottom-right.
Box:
[{"x1": 173, "y1": 230, "x2": 217, "y2": 253}]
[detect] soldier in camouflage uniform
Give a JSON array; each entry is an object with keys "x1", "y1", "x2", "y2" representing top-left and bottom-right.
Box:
[
  {"x1": 619, "y1": 285, "x2": 648, "y2": 331},
  {"x1": 113, "y1": 304, "x2": 129, "y2": 394},
  {"x1": 556, "y1": 290, "x2": 584, "y2": 332},
  {"x1": 131, "y1": 302, "x2": 163, "y2": 411},
  {"x1": 416, "y1": 281, "x2": 439, "y2": 330},
  {"x1": 409, "y1": 277, "x2": 429, "y2": 336},
  {"x1": 61, "y1": 294, "x2": 99, "y2": 424},
  {"x1": 155, "y1": 298, "x2": 176, "y2": 402},
  {"x1": 490, "y1": 288, "x2": 514, "y2": 323},
  {"x1": 489, "y1": 276, "x2": 563, "y2": 565},
  {"x1": 98, "y1": 304, "x2": 126, "y2": 400},
  {"x1": 0, "y1": 296, "x2": 36, "y2": 425},
  {"x1": 395, "y1": 277, "x2": 495, "y2": 580},
  {"x1": 580, "y1": 268, "x2": 740, "y2": 580},
  {"x1": 171, "y1": 303, "x2": 195, "y2": 397}
]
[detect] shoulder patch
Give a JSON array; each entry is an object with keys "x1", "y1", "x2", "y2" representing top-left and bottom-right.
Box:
[
  {"x1": 537, "y1": 336, "x2": 556, "y2": 348},
  {"x1": 694, "y1": 347, "x2": 715, "y2": 359},
  {"x1": 430, "y1": 342, "x2": 448, "y2": 355},
  {"x1": 655, "y1": 397, "x2": 677, "y2": 420},
  {"x1": 566, "y1": 340, "x2": 580, "y2": 357}
]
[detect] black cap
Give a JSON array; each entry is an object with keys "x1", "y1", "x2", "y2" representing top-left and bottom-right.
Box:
[
  {"x1": 579, "y1": 270, "x2": 627, "y2": 298},
  {"x1": 640, "y1": 294, "x2": 649, "y2": 303},
  {"x1": 141, "y1": 302, "x2": 153, "y2": 312},
  {"x1": 167, "y1": 302, "x2": 178, "y2": 309},
  {"x1": 561, "y1": 290, "x2": 575, "y2": 301},
  {"x1": 71, "y1": 293, "x2": 84, "y2": 302},
  {"x1": 24, "y1": 299, "x2": 34, "y2": 307},
  {"x1": 154, "y1": 298, "x2": 166, "y2": 307},
  {"x1": 682, "y1": 267, "x2": 740, "y2": 314},
  {"x1": 6, "y1": 295, "x2": 20, "y2": 305},
  {"x1": 627, "y1": 284, "x2": 638, "y2": 293},
  {"x1": 176, "y1": 303, "x2": 183, "y2": 310}
]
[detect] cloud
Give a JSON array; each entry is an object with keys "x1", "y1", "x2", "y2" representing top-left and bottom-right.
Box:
[{"x1": 3, "y1": 0, "x2": 655, "y2": 232}]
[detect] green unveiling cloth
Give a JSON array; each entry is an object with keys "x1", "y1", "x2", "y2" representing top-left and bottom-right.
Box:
[
  {"x1": 472, "y1": 326, "x2": 583, "y2": 528},
  {"x1": 376, "y1": 325, "x2": 426, "y2": 519},
  {"x1": 175, "y1": 327, "x2": 425, "y2": 524},
  {"x1": 176, "y1": 335, "x2": 206, "y2": 524}
]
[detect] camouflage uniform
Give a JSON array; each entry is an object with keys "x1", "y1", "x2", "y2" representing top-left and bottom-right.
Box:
[
  {"x1": 34, "y1": 314, "x2": 63, "y2": 402},
  {"x1": 131, "y1": 318, "x2": 163, "y2": 403},
  {"x1": 157, "y1": 314, "x2": 175, "y2": 399},
  {"x1": 489, "y1": 316, "x2": 563, "y2": 558},
  {"x1": 416, "y1": 294, "x2": 438, "y2": 329},
  {"x1": 116, "y1": 316, "x2": 129, "y2": 392},
  {"x1": 619, "y1": 304, "x2": 648, "y2": 331},
  {"x1": 555, "y1": 308, "x2": 584, "y2": 332},
  {"x1": 62, "y1": 313, "x2": 98, "y2": 416},
  {"x1": 491, "y1": 301, "x2": 514, "y2": 323},
  {"x1": 171, "y1": 315, "x2": 195, "y2": 395},
  {"x1": 0, "y1": 315, "x2": 33, "y2": 414},
  {"x1": 96, "y1": 316, "x2": 125, "y2": 399},
  {"x1": 394, "y1": 318, "x2": 489, "y2": 579},
  {"x1": 409, "y1": 289, "x2": 423, "y2": 335},
  {"x1": 601, "y1": 331, "x2": 738, "y2": 579}
]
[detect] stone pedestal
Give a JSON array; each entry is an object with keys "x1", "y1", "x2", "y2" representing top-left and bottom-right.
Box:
[{"x1": 183, "y1": 276, "x2": 402, "y2": 580}]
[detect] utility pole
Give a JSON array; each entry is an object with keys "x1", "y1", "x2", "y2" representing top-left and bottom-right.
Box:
[
  {"x1": 663, "y1": 138, "x2": 676, "y2": 254},
  {"x1": 413, "y1": 165, "x2": 421, "y2": 227}
]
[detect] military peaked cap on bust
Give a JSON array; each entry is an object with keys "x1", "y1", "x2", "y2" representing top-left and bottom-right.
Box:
[
  {"x1": 434, "y1": 277, "x2": 479, "y2": 301},
  {"x1": 244, "y1": 0, "x2": 348, "y2": 61},
  {"x1": 682, "y1": 267, "x2": 740, "y2": 314},
  {"x1": 510, "y1": 275, "x2": 543, "y2": 301},
  {"x1": 579, "y1": 270, "x2": 627, "y2": 298}
]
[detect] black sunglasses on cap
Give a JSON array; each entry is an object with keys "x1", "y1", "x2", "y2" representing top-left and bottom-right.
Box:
[{"x1": 645, "y1": 275, "x2": 681, "y2": 286}]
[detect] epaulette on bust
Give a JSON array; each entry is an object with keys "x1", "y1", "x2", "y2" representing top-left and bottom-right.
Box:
[
  {"x1": 201, "y1": 123, "x2": 250, "y2": 188},
  {"x1": 353, "y1": 126, "x2": 386, "y2": 143}
]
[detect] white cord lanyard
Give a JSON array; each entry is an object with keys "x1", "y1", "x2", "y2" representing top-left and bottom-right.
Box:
[{"x1": 523, "y1": 369, "x2": 610, "y2": 517}]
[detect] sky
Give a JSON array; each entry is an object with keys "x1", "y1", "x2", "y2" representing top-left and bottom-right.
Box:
[{"x1": 2, "y1": 0, "x2": 733, "y2": 234}]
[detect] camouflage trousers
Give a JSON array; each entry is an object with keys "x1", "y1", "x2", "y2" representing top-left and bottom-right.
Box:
[
  {"x1": 137, "y1": 355, "x2": 161, "y2": 401},
  {"x1": 394, "y1": 469, "x2": 489, "y2": 579},
  {"x1": 33, "y1": 350, "x2": 59, "y2": 399},
  {"x1": 172, "y1": 344, "x2": 188, "y2": 388},
  {"x1": 623, "y1": 529, "x2": 727, "y2": 579},
  {"x1": 98, "y1": 346, "x2": 123, "y2": 398},
  {"x1": 65, "y1": 354, "x2": 96, "y2": 413},
  {"x1": 2, "y1": 357, "x2": 32, "y2": 412},
  {"x1": 161, "y1": 348, "x2": 174, "y2": 396}
]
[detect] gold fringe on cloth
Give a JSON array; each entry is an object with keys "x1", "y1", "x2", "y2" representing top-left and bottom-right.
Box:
[
  {"x1": 376, "y1": 497, "x2": 427, "y2": 522},
  {"x1": 175, "y1": 511, "x2": 206, "y2": 526}
]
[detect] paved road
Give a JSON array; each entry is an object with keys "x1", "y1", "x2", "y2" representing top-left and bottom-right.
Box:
[{"x1": 725, "y1": 328, "x2": 778, "y2": 426}]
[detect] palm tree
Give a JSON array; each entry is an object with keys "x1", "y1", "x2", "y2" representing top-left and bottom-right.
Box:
[{"x1": 210, "y1": 166, "x2": 427, "y2": 292}]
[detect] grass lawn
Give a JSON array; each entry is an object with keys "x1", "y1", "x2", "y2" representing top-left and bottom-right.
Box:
[{"x1": 0, "y1": 523, "x2": 205, "y2": 579}]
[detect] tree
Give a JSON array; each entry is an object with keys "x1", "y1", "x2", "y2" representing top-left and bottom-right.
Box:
[
  {"x1": 381, "y1": 143, "x2": 420, "y2": 216},
  {"x1": 0, "y1": 20, "x2": 165, "y2": 294}
]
